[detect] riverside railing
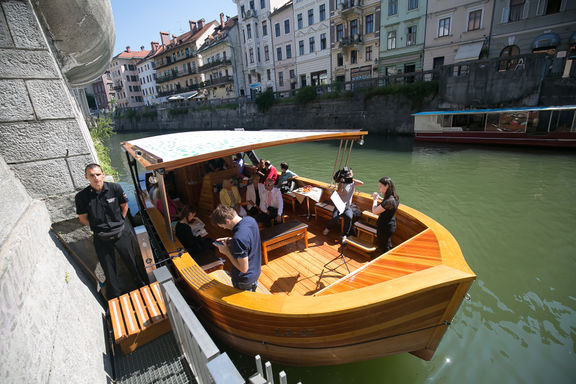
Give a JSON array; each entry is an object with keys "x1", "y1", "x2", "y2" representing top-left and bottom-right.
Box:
[{"x1": 154, "y1": 267, "x2": 300, "y2": 384}]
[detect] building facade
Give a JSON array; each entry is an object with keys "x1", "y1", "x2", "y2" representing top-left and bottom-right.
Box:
[
  {"x1": 152, "y1": 19, "x2": 218, "y2": 102},
  {"x1": 379, "y1": 0, "x2": 427, "y2": 77},
  {"x1": 270, "y1": 1, "x2": 296, "y2": 93},
  {"x1": 137, "y1": 42, "x2": 159, "y2": 106},
  {"x1": 110, "y1": 46, "x2": 150, "y2": 108},
  {"x1": 91, "y1": 70, "x2": 115, "y2": 111},
  {"x1": 330, "y1": 0, "x2": 381, "y2": 83},
  {"x1": 489, "y1": 0, "x2": 576, "y2": 76},
  {"x1": 423, "y1": 0, "x2": 494, "y2": 71},
  {"x1": 293, "y1": 0, "x2": 331, "y2": 88},
  {"x1": 234, "y1": 0, "x2": 291, "y2": 97},
  {"x1": 197, "y1": 15, "x2": 245, "y2": 99}
]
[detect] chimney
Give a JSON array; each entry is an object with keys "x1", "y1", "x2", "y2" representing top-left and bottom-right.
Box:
[
  {"x1": 159, "y1": 31, "x2": 170, "y2": 46},
  {"x1": 140, "y1": 45, "x2": 145, "y2": 51},
  {"x1": 189, "y1": 20, "x2": 197, "y2": 32},
  {"x1": 125, "y1": 46, "x2": 130, "y2": 52},
  {"x1": 220, "y1": 12, "x2": 225, "y2": 27},
  {"x1": 197, "y1": 18, "x2": 204, "y2": 29},
  {"x1": 151, "y1": 41, "x2": 159, "y2": 51}
]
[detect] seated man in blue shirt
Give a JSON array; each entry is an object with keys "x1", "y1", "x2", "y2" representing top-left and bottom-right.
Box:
[{"x1": 210, "y1": 205, "x2": 261, "y2": 291}]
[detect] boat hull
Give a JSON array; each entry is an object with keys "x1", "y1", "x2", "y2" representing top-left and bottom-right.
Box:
[{"x1": 414, "y1": 131, "x2": 576, "y2": 147}]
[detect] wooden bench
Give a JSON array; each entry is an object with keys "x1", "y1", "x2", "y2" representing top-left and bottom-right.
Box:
[
  {"x1": 108, "y1": 282, "x2": 172, "y2": 354},
  {"x1": 208, "y1": 269, "x2": 272, "y2": 294},
  {"x1": 260, "y1": 220, "x2": 308, "y2": 264},
  {"x1": 314, "y1": 201, "x2": 344, "y2": 232},
  {"x1": 347, "y1": 211, "x2": 379, "y2": 255}
]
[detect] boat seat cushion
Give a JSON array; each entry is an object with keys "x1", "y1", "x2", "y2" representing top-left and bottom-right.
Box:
[{"x1": 260, "y1": 220, "x2": 308, "y2": 242}]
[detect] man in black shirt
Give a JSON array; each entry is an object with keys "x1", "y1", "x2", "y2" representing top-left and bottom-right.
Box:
[{"x1": 75, "y1": 163, "x2": 144, "y2": 298}]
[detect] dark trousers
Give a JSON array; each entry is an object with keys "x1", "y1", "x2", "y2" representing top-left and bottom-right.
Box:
[
  {"x1": 256, "y1": 206, "x2": 278, "y2": 227},
  {"x1": 93, "y1": 226, "x2": 145, "y2": 298},
  {"x1": 377, "y1": 220, "x2": 396, "y2": 252},
  {"x1": 327, "y1": 206, "x2": 354, "y2": 236},
  {"x1": 234, "y1": 280, "x2": 258, "y2": 291}
]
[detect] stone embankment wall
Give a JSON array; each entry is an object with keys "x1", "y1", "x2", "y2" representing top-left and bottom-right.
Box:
[
  {"x1": 115, "y1": 93, "x2": 430, "y2": 134},
  {"x1": 0, "y1": 1, "x2": 114, "y2": 382}
]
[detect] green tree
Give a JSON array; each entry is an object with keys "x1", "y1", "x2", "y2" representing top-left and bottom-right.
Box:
[
  {"x1": 88, "y1": 116, "x2": 117, "y2": 177},
  {"x1": 255, "y1": 88, "x2": 276, "y2": 112},
  {"x1": 295, "y1": 86, "x2": 317, "y2": 105}
]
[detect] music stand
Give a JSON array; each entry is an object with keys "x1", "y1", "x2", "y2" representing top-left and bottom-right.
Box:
[{"x1": 323, "y1": 242, "x2": 350, "y2": 274}]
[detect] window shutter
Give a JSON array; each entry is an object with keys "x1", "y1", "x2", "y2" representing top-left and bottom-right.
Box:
[
  {"x1": 501, "y1": 6, "x2": 510, "y2": 23},
  {"x1": 522, "y1": 0, "x2": 530, "y2": 18},
  {"x1": 560, "y1": 0, "x2": 567, "y2": 11},
  {"x1": 536, "y1": 0, "x2": 545, "y2": 16}
]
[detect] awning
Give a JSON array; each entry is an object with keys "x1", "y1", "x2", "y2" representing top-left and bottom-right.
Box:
[
  {"x1": 532, "y1": 32, "x2": 561, "y2": 50},
  {"x1": 167, "y1": 95, "x2": 184, "y2": 101},
  {"x1": 454, "y1": 42, "x2": 484, "y2": 61}
]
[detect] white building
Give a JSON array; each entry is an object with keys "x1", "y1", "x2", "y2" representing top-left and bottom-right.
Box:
[
  {"x1": 234, "y1": 0, "x2": 291, "y2": 97},
  {"x1": 110, "y1": 46, "x2": 150, "y2": 108},
  {"x1": 270, "y1": 1, "x2": 296, "y2": 94},
  {"x1": 137, "y1": 42, "x2": 159, "y2": 106},
  {"x1": 294, "y1": 0, "x2": 331, "y2": 87}
]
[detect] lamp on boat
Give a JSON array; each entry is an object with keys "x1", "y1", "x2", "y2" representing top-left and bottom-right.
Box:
[{"x1": 359, "y1": 137, "x2": 365, "y2": 146}]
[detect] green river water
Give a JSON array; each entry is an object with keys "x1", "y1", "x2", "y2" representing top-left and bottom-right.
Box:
[{"x1": 107, "y1": 132, "x2": 576, "y2": 384}]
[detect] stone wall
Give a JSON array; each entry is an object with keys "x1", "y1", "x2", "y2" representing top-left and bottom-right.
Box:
[{"x1": 0, "y1": 0, "x2": 99, "y2": 223}]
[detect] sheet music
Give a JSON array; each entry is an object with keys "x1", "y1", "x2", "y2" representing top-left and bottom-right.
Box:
[{"x1": 330, "y1": 191, "x2": 346, "y2": 213}]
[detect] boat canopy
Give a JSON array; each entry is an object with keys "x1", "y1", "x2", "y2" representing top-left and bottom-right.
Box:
[
  {"x1": 122, "y1": 130, "x2": 366, "y2": 171},
  {"x1": 412, "y1": 105, "x2": 576, "y2": 117}
]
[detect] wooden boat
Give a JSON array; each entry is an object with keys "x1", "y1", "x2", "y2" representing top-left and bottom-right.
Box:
[
  {"x1": 413, "y1": 105, "x2": 576, "y2": 147},
  {"x1": 122, "y1": 130, "x2": 476, "y2": 366}
]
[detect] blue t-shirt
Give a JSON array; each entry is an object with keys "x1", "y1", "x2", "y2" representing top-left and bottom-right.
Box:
[
  {"x1": 230, "y1": 216, "x2": 261, "y2": 286},
  {"x1": 278, "y1": 169, "x2": 297, "y2": 186}
]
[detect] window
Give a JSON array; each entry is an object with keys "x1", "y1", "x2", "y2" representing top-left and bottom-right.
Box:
[
  {"x1": 320, "y1": 33, "x2": 327, "y2": 50},
  {"x1": 545, "y1": 0, "x2": 562, "y2": 15},
  {"x1": 250, "y1": 0, "x2": 254, "y2": 10},
  {"x1": 290, "y1": 70, "x2": 295, "y2": 79},
  {"x1": 350, "y1": 19, "x2": 358, "y2": 37},
  {"x1": 257, "y1": 47, "x2": 261, "y2": 62},
  {"x1": 275, "y1": 23, "x2": 280, "y2": 37},
  {"x1": 286, "y1": 44, "x2": 292, "y2": 59},
  {"x1": 407, "y1": 26, "x2": 417, "y2": 46},
  {"x1": 468, "y1": 9, "x2": 482, "y2": 31},
  {"x1": 365, "y1": 14, "x2": 374, "y2": 34},
  {"x1": 389, "y1": 0, "x2": 398, "y2": 16},
  {"x1": 262, "y1": 21, "x2": 268, "y2": 36},
  {"x1": 241, "y1": 5, "x2": 245, "y2": 17},
  {"x1": 438, "y1": 17, "x2": 451, "y2": 37},
  {"x1": 508, "y1": 0, "x2": 525, "y2": 22},
  {"x1": 277, "y1": 47, "x2": 282, "y2": 61},
  {"x1": 387, "y1": 31, "x2": 396, "y2": 50},
  {"x1": 247, "y1": 24, "x2": 252, "y2": 39},
  {"x1": 297, "y1": 14, "x2": 303, "y2": 29},
  {"x1": 299, "y1": 40, "x2": 304, "y2": 55},
  {"x1": 365, "y1": 46, "x2": 372, "y2": 61},
  {"x1": 264, "y1": 45, "x2": 270, "y2": 61},
  {"x1": 309, "y1": 37, "x2": 315, "y2": 53},
  {"x1": 337, "y1": 53, "x2": 343, "y2": 66},
  {"x1": 279, "y1": 71, "x2": 284, "y2": 86},
  {"x1": 408, "y1": 0, "x2": 418, "y2": 10},
  {"x1": 260, "y1": 0, "x2": 265, "y2": 9},
  {"x1": 249, "y1": 48, "x2": 254, "y2": 63},
  {"x1": 351, "y1": 50, "x2": 357, "y2": 64},
  {"x1": 284, "y1": 19, "x2": 290, "y2": 34},
  {"x1": 319, "y1": 4, "x2": 326, "y2": 21},
  {"x1": 308, "y1": 9, "x2": 314, "y2": 25},
  {"x1": 336, "y1": 24, "x2": 344, "y2": 41}
]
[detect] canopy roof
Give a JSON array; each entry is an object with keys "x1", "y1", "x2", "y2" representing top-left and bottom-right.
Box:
[{"x1": 122, "y1": 130, "x2": 366, "y2": 171}]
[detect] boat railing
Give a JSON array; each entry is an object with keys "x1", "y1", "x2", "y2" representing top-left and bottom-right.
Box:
[{"x1": 153, "y1": 266, "x2": 299, "y2": 384}]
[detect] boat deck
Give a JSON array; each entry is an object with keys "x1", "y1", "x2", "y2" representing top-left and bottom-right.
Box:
[{"x1": 202, "y1": 213, "x2": 371, "y2": 296}]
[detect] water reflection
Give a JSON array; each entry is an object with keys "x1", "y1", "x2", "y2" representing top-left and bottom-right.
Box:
[{"x1": 106, "y1": 131, "x2": 576, "y2": 383}]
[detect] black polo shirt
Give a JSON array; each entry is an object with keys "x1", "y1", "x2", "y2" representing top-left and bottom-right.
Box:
[{"x1": 75, "y1": 182, "x2": 128, "y2": 236}]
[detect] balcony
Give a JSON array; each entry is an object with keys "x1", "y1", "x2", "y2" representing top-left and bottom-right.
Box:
[
  {"x1": 202, "y1": 76, "x2": 233, "y2": 87},
  {"x1": 156, "y1": 69, "x2": 197, "y2": 84},
  {"x1": 339, "y1": 34, "x2": 363, "y2": 49},
  {"x1": 336, "y1": 0, "x2": 362, "y2": 18},
  {"x1": 112, "y1": 82, "x2": 123, "y2": 90},
  {"x1": 157, "y1": 83, "x2": 200, "y2": 98},
  {"x1": 155, "y1": 53, "x2": 195, "y2": 71},
  {"x1": 198, "y1": 59, "x2": 232, "y2": 73},
  {"x1": 242, "y1": 9, "x2": 257, "y2": 20}
]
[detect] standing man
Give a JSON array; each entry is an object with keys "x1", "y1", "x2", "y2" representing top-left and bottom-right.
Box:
[
  {"x1": 210, "y1": 205, "x2": 261, "y2": 291},
  {"x1": 75, "y1": 163, "x2": 145, "y2": 298}
]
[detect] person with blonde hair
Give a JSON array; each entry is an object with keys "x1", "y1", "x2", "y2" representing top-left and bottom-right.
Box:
[{"x1": 219, "y1": 177, "x2": 246, "y2": 216}]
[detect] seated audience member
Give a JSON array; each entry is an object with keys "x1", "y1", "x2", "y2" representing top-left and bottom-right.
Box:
[
  {"x1": 245, "y1": 173, "x2": 262, "y2": 216},
  {"x1": 175, "y1": 205, "x2": 214, "y2": 256},
  {"x1": 256, "y1": 159, "x2": 267, "y2": 183},
  {"x1": 278, "y1": 162, "x2": 297, "y2": 193},
  {"x1": 264, "y1": 160, "x2": 278, "y2": 184},
  {"x1": 257, "y1": 179, "x2": 284, "y2": 226},
  {"x1": 154, "y1": 189, "x2": 181, "y2": 221},
  {"x1": 219, "y1": 177, "x2": 247, "y2": 216},
  {"x1": 323, "y1": 167, "x2": 363, "y2": 242},
  {"x1": 233, "y1": 153, "x2": 244, "y2": 176},
  {"x1": 206, "y1": 157, "x2": 226, "y2": 173}
]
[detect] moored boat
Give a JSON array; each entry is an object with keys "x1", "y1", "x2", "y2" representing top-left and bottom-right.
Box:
[
  {"x1": 121, "y1": 130, "x2": 476, "y2": 366},
  {"x1": 413, "y1": 105, "x2": 576, "y2": 147}
]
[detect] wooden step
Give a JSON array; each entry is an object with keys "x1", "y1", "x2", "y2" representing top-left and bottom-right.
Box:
[{"x1": 345, "y1": 236, "x2": 377, "y2": 253}]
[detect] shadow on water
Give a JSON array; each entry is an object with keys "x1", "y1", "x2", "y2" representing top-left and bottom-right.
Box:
[{"x1": 106, "y1": 131, "x2": 576, "y2": 384}]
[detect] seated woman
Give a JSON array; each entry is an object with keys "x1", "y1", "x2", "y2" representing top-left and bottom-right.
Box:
[
  {"x1": 371, "y1": 177, "x2": 399, "y2": 252},
  {"x1": 154, "y1": 189, "x2": 182, "y2": 221},
  {"x1": 174, "y1": 205, "x2": 214, "y2": 256},
  {"x1": 219, "y1": 177, "x2": 247, "y2": 216},
  {"x1": 278, "y1": 162, "x2": 297, "y2": 193},
  {"x1": 245, "y1": 173, "x2": 262, "y2": 216}
]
